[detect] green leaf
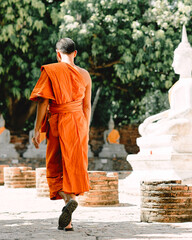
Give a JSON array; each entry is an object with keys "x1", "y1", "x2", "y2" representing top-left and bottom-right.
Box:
[
  {"x1": 12, "y1": 87, "x2": 21, "y2": 99},
  {"x1": 33, "y1": 20, "x2": 44, "y2": 32}
]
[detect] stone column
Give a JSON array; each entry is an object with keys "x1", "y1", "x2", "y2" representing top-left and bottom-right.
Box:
[
  {"x1": 4, "y1": 167, "x2": 36, "y2": 188},
  {"x1": 36, "y1": 168, "x2": 50, "y2": 197},
  {"x1": 141, "y1": 180, "x2": 192, "y2": 222},
  {"x1": 0, "y1": 165, "x2": 9, "y2": 185},
  {"x1": 78, "y1": 171, "x2": 119, "y2": 206}
]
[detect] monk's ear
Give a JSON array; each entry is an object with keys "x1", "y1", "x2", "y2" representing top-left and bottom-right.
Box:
[
  {"x1": 74, "y1": 50, "x2": 77, "y2": 58},
  {"x1": 57, "y1": 51, "x2": 62, "y2": 62}
]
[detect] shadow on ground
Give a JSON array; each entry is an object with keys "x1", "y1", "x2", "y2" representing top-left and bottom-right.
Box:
[{"x1": 0, "y1": 218, "x2": 192, "y2": 240}]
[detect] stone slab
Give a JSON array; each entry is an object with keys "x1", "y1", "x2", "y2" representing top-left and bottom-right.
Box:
[
  {"x1": 127, "y1": 153, "x2": 192, "y2": 181},
  {"x1": 1, "y1": 187, "x2": 192, "y2": 240}
]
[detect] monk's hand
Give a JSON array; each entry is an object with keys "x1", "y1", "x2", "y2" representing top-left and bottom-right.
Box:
[{"x1": 32, "y1": 130, "x2": 40, "y2": 149}]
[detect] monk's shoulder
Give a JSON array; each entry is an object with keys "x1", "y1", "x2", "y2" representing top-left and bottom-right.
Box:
[
  {"x1": 76, "y1": 66, "x2": 91, "y2": 86},
  {"x1": 41, "y1": 62, "x2": 62, "y2": 71}
]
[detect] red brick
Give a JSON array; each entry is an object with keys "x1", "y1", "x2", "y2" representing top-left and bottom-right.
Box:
[
  {"x1": 79, "y1": 171, "x2": 119, "y2": 206},
  {"x1": 4, "y1": 167, "x2": 35, "y2": 188},
  {"x1": 0, "y1": 165, "x2": 9, "y2": 185},
  {"x1": 141, "y1": 181, "x2": 192, "y2": 223},
  {"x1": 36, "y1": 168, "x2": 49, "y2": 197}
]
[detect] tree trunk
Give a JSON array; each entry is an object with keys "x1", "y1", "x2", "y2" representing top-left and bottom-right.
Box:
[
  {"x1": 90, "y1": 87, "x2": 102, "y2": 124},
  {"x1": 6, "y1": 98, "x2": 36, "y2": 130}
]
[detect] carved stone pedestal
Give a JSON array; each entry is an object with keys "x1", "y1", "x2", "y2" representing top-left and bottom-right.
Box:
[
  {"x1": 171, "y1": 153, "x2": 192, "y2": 184},
  {"x1": 99, "y1": 144, "x2": 127, "y2": 158},
  {"x1": 0, "y1": 144, "x2": 19, "y2": 159},
  {"x1": 23, "y1": 145, "x2": 47, "y2": 159},
  {"x1": 88, "y1": 145, "x2": 94, "y2": 158},
  {"x1": 122, "y1": 153, "x2": 181, "y2": 195}
]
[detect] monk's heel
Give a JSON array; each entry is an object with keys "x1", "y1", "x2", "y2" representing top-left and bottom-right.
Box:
[{"x1": 58, "y1": 199, "x2": 78, "y2": 229}]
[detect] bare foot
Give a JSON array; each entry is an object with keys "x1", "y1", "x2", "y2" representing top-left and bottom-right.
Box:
[{"x1": 65, "y1": 221, "x2": 72, "y2": 229}]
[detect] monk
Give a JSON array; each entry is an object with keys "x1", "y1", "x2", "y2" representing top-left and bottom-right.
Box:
[{"x1": 30, "y1": 38, "x2": 91, "y2": 231}]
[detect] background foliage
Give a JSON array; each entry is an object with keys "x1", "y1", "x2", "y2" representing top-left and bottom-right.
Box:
[
  {"x1": 0, "y1": 0, "x2": 192, "y2": 130},
  {"x1": 0, "y1": 0, "x2": 62, "y2": 130},
  {"x1": 59, "y1": 0, "x2": 192, "y2": 126}
]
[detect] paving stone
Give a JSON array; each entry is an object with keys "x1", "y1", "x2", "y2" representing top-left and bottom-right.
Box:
[{"x1": 0, "y1": 187, "x2": 192, "y2": 239}]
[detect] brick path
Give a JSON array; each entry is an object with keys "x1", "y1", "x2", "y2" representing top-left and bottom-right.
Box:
[{"x1": 0, "y1": 187, "x2": 192, "y2": 240}]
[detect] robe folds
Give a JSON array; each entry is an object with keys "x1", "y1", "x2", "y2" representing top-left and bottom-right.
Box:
[{"x1": 30, "y1": 62, "x2": 90, "y2": 200}]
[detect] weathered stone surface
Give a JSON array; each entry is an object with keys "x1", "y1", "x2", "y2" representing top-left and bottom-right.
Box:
[
  {"x1": 4, "y1": 167, "x2": 36, "y2": 188},
  {"x1": 141, "y1": 180, "x2": 192, "y2": 223},
  {"x1": 99, "y1": 144, "x2": 127, "y2": 158},
  {"x1": 23, "y1": 144, "x2": 47, "y2": 158},
  {"x1": 36, "y1": 168, "x2": 49, "y2": 198},
  {"x1": 78, "y1": 171, "x2": 119, "y2": 206},
  {"x1": 0, "y1": 165, "x2": 9, "y2": 185}
]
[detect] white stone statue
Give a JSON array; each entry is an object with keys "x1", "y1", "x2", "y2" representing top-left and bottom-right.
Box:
[
  {"x1": 103, "y1": 115, "x2": 120, "y2": 144},
  {"x1": 0, "y1": 114, "x2": 10, "y2": 144},
  {"x1": 23, "y1": 122, "x2": 47, "y2": 158},
  {"x1": 99, "y1": 115, "x2": 127, "y2": 158},
  {"x1": 0, "y1": 114, "x2": 19, "y2": 158},
  {"x1": 137, "y1": 25, "x2": 192, "y2": 154},
  {"x1": 29, "y1": 128, "x2": 46, "y2": 146}
]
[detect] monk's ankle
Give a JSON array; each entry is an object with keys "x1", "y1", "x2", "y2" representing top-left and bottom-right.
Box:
[{"x1": 65, "y1": 222, "x2": 72, "y2": 229}]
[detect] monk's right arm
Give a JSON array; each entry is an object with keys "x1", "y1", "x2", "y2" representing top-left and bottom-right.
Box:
[
  {"x1": 33, "y1": 98, "x2": 49, "y2": 148},
  {"x1": 83, "y1": 72, "x2": 92, "y2": 132}
]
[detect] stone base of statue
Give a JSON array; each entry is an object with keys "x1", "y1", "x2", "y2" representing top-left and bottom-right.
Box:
[
  {"x1": 88, "y1": 145, "x2": 94, "y2": 158},
  {"x1": 23, "y1": 144, "x2": 47, "y2": 159},
  {"x1": 171, "y1": 153, "x2": 192, "y2": 183},
  {"x1": 0, "y1": 144, "x2": 19, "y2": 159},
  {"x1": 137, "y1": 135, "x2": 192, "y2": 154},
  {"x1": 122, "y1": 153, "x2": 183, "y2": 196},
  {"x1": 99, "y1": 144, "x2": 127, "y2": 158}
]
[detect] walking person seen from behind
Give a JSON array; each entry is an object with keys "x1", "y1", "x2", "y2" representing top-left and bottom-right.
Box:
[{"x1": 30, "y1": 38, "x2": 92, "y2": 231}]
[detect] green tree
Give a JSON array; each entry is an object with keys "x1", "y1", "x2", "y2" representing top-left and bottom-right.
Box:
[
  {"x1": 1, "y1": 0, "x2": 192, "y2": 130},
  {"x1": 0, "y1": 0, "x2": 62, "y2": 130},
  {"x1": 59, "y1": 0, "x2": 192, "y2": 126},
  {"x1": 59, "y1": 0, "x2": 150, "y2": 126},
  {"x1": 131, "y1": 0, "x2": 192, "y2": 124}
]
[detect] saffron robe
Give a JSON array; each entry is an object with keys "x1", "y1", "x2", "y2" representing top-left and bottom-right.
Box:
[
  {"x1": 0, "y1": 127, "x2": 5, "y2": 135},
  {"x1": 107, "y1": 129, "x2": 120, "y2": 144},
  {"x1": 30, "y1": 62, "x2": 90, "y2": 200}
]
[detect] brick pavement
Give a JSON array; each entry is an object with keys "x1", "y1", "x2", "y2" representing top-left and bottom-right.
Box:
[{"x1": 0, "y1": 187, "x2": 192, "y2": 240}]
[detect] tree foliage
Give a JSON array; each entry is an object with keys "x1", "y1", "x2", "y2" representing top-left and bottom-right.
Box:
[
  {"x1": 59, "y1": 0, "x2": 192, "y2": 126},
  {"x1": 0, "y1": 0, "x2": 192, "y2": 130},
  {"x1": 0, "y1": 0, "x2": 62, "y2": 130}
]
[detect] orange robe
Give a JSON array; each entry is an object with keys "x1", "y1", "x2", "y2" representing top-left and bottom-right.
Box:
[
  {"x1": 0, "y1": 127, "x2": 5, "y2": 135},
  {"x1": 107, "y1": 129, "x2": 120, "y2": 144},
  {"x1": 30, "y1": 62, "x2": 90, "y2": 200}
]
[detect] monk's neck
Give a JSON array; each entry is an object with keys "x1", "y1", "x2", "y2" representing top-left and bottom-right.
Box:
[{"x1": 60, "y1": 55, "x2": 75, "y2": 66}]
